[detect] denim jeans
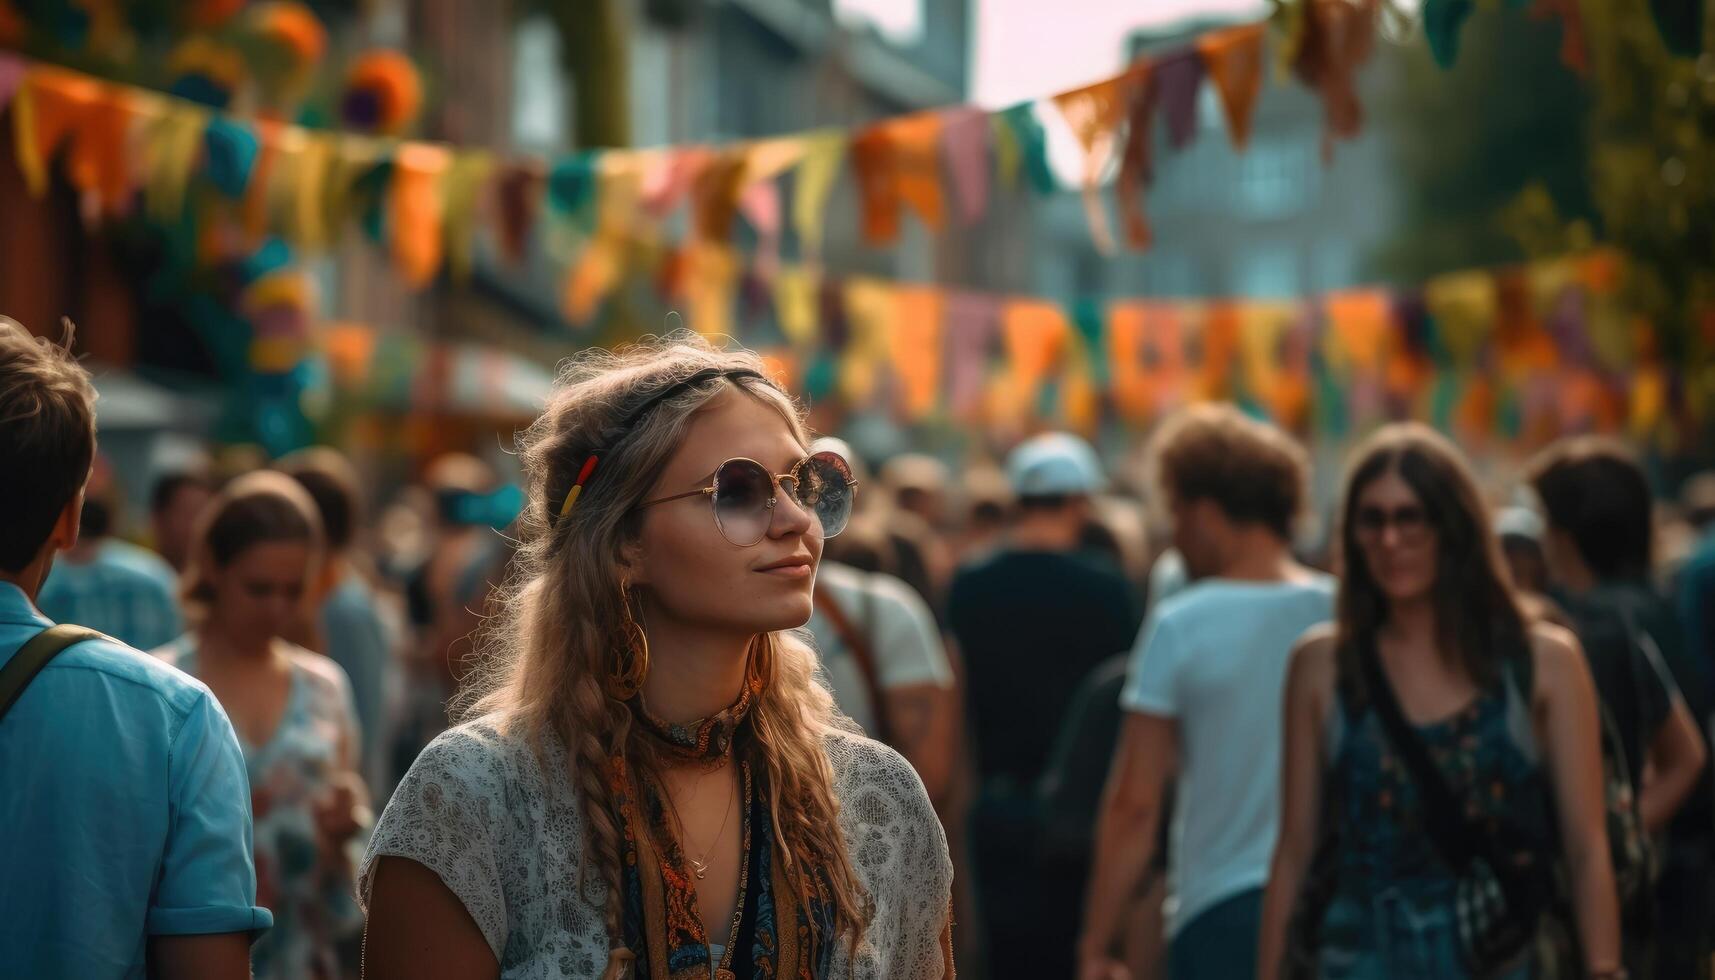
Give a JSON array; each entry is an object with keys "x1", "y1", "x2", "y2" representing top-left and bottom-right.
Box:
[
  {"x1": 1168, "y1": 888, "x2": 1262, "y2": 980},
  {"x1": 1316, "y1": 884, "x2": 1532, "y2": 980}
]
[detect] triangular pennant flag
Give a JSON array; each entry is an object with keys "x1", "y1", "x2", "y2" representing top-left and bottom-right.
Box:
[
  {"x1": 548, "y1": 152, "x2": 599, "y2": 227},
  {"x1": 1154, "y1": 50, "x2": 1205, "y2": 150},
  {"x1": 890, "y1": 286, "x2": 945, "y2": 419},
  {"x1": 494, "y1": 162, "x2": 541, "y2": 264},
  {"x1": 1053, "y1": 74, "x2": 1133, "y2": 254},
  {"x1": 595, "y1": 151, "x2": 644, "y2": 244},
  {"x1": 1198, "y1": 302, "x2": 1242, "y2": 401},
  {"x1": 941, "y1": 106, "x2": 990, "y2": 226},
  {"x1": 686, "y1": 242, "x2": 740, "y2": 338},
  {"x1": 204, "y1": 116, "x2": 261, "y2": 198},
  {"x1": 850, "y1": 123, "x2": 902, "y2": 245},
  {"x1": 891, "y1": 113, "x2": 946, "y2": 234},
  {"x1": 841, "y1": 278, "x2": 895, "y2": 402},
  {"x1": 774, "y1": 266, "x2": 820, "y2": 347},
  {"x1": 142, "y1": 100, "x2": 209, "y2": 222},
  {"x1": 738, "y1": 179, "x2": 783, "y2": 281},
  {"x1": 562, "y1": 238, "x2": 622, "y2": 325},
  {"x1": 642, "y1": 146, "x2": 705, "y2": 218},
  {"x1": 16, "y1": 68, "x2": 101, "y2": 197},
  {"x1": 946, "y1": 291, "x2": 1000, "y2": 420},
  {"x1": 65, "y1": 83, "x2": 137, "y2": 218},
  {"x1": 443, "y1": 151, "x2": 496, "y2": 282},
  {"x1": 792, "y1": 132, "x2": 844, "y2": 260},
  {"x1": 0, "y1": 53, "x2": 24, "y2": 113},
  {"x1": 999, "y1": 103, "x2": 1056, "y2": 195},
  {"x1": 390, "y1": 142, "x2": 450, "y2": 288},
  {"x1": 691, "y1": 148, "x2": 748, "y2": 243},
  {"x1": 1422, "y1": 0, "x2": 1475, "y2": 68},
  {"x1": 1003, "y1": 299, "x2": 1071, "y2": 403},
  {"x1": 1292, "y1": 0, "x2": 1378, "y2": 159},
  {"x1": 1323, "y1": 288, "x2": 1393, "y2": 373},
  {"x1": 1116, "y1": 65, "x2": 1158, "y2": 251},
  {"x1": 1196, "y1": 24, "x2": 1266, "y2": 150}
]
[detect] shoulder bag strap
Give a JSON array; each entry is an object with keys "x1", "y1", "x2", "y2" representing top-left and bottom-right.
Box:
[
  {"x1": 0, "y1": 625, "x2": 104, "y2": 724},
  {"x1": 815, "y1": 580, "x2": 894, "y2": 744},
  {"x1": 1356, "y1": 637, "x2": 1487, "y2": 871}
]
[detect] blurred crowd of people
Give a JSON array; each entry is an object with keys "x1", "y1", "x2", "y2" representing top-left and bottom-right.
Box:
[{"x1": 6, "y1": 309, "x2": 1715, "y2": 980}]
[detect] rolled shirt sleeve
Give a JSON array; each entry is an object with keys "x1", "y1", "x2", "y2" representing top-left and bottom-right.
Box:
[{"x1": 148, "y1": 692, "x2": 273, "y2": 937}]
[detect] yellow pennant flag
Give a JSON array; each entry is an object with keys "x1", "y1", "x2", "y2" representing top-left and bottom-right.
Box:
[
  {"x1": 774, "y1": 266, "x2": 820, "y2": 347},
  {"x1": 842, "y1": 278, "x2": 895, "y2": 403},
  {"x1": 792, "y1": 132, "x2": 845, "y2": 260},
  {"x1": 142, "y1": 101, "x2": 209, "y2": 222},
  {"x1": 443, "y1": 151, "x2": 496, "y2": 282}
]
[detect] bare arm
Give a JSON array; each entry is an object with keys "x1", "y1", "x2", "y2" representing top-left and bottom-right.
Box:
[
  {"x1": 883, "y1": 682, "x2": 958, "y2": 809},
  {"x1": 1077, "y1": 711, "x2": 1177, "y2": 980},
  {"x1": 363, "y1": 856, "x2": 499, "y2": 980},
  {"x1": 1533, "y1": 624, "x2": 1621, "y2": 974},
  {"x1": 147, "y1": 932, "x2": 253, "y2": 980},
  {"x1": 1257, "y1": 630, "x2": 1334, "y2": 980},
  {"x1": 1640, "y1": 695, "x2": 1707, "y2": 834}
]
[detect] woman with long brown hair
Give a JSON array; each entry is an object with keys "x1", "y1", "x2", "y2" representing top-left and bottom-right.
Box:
[
  {"x1": 1257, "y1": 424, "x2": 1620, "y2": 979},
  {"x1": 154, "y1": 471, "x2": 369, "y2": 979},
  {"x1": 360, "y1": 337, "x2": 954, "y2": 979}
]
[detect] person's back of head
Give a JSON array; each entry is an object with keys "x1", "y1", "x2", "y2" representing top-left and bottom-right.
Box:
[
  {"x1": 1005, "y1": 433, "x2": 1105, "y2": 548},
  {"x1": 1529, "y1": 436, "x2": 1653, "y2": 584},
  {"x1": 1682, "y1": 472, "x2": 1715, "y2": 535},
  {"x1": 278, "y1": 446, "x2": 364, "y2": 556},
  {"x1": 1145, "y1": 404, "x2": 1307, "y2": 578},
  {"x1": 0, "y1": 317, "x2": 97, "y2": 592}
]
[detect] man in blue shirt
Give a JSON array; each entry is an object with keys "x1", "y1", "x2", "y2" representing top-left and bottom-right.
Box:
[{"x1": 0, "y1": 316, "x2": 269, "y2": 979}]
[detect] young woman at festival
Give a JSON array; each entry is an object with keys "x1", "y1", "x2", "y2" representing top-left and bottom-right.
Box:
[
  {"x1": 155, "y1": 471, "x2": 368, "y2": 979},
  {"x1": 361, "y1": 337, "x2": 954, "y2": 979},
  {"x1": 1257, "y1": 424, "x2": 1621, "y2": 979}
]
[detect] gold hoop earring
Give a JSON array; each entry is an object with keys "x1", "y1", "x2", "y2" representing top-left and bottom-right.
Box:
[{"x1": 614, "y1": 580, "x2": 650, "y2": 698}]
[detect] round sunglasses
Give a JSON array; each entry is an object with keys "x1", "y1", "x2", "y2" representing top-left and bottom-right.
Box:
[{"x1": 638, "y1": 451, "x2": 858, "y2": 547}]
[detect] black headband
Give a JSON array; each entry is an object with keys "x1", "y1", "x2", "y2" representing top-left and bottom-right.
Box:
[{"x1": 556, "y1": 368, "x2": 767, "y2": 522}]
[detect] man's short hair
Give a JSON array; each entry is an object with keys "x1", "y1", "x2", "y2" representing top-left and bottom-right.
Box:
[
  {"x1": 1146, "y1": 404, "x2": 1308, "y2": 539},
  {"x1": 150, "y1": 469, "x2": 212, "y2": 516},
  {"x1": 1528, "y1": 437, "x2": 1653, "y2": 581},
  {"x1": 0, "y1": 317, "x2": 97, "y2": 573}
]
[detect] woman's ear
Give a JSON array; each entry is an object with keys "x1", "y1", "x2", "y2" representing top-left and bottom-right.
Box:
[{"x1": 617, "y1": 536, "x2": 648, "y2": 587}]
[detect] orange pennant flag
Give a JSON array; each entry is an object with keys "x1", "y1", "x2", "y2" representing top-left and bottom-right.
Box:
[
  {"x1": 891, "y1": 113, "x2": 946, "y2": 235},
  {"x1": 1197, "y1": 24, "x2": 1266, "y2": 151},
  {"x1": 1109, "y1": 301, "x2": 1186, "y2": 422},
  {"x1": 17, "y1": 68, "x2": 101, "y2": 197},
  {"x1": 391, "y1": 142, "x2": 451, "y2": 288},
  {"x1": 1323, "y1": 288, "x2": 1393, "y2": 372},
  {"x1": 891, "y1": 286, "x2": 945, "y2": 419},
  {"x1": 1053, "y1": 73, "x2": 1135, "y2": 254},
  {"x1": 1003, "y1": 299, "x2": 1070, "y2": 403},
  {"x1": 850, "y1": 124, "x2": 900, "y2": 245},
  {"x1": 691, "y1": 148, "x2": 748, "y2": 244},
  {"x1": 65, "y1": 83, "x2": 137, "y2": 216},
  {"x1": 1198, "y1": 303, "x2": 1241, "y2": 401},
  {"x1": 562, "y1": 239, "x2": 621, "y2": 325}
]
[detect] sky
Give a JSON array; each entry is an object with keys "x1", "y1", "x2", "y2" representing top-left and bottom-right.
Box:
[{"x1": 834, "y1": 0, "x2": 1271, "y2": 108}]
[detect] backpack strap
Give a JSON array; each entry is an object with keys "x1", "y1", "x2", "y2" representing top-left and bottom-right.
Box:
[
  {"x1": 0, "y1": 625, "x2": 105, "y2": 724},
  {"x1": 814, "y1": 579, "x2": 894, "y2": 744}
]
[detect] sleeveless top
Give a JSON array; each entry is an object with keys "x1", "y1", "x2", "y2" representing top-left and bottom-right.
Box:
[
  {"x1": 360, "y1": 717, "x2": 954, "y2": 979},
  {"x1": 1322, "y1": 654, "x2": 1555, "y2": 896}
]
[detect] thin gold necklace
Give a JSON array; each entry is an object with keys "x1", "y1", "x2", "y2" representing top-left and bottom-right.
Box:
[{"x1": 688, "y1": 768, "x2": 737, "y2": 881}]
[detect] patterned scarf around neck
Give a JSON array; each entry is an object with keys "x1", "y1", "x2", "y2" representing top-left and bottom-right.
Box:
[{"x1": 608, "y1": 678, "x2": 835, "y2": 980}]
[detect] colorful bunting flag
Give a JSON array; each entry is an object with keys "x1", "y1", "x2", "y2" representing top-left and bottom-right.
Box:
[
  {"x1": 941, "y1": 106, "x2": 990, "y2": 227},
  {"x1": 1197, "y1": 23, "x2": 1266, "y2": 150},
  {"x1": 1154, "y1": 50, "x2": 1205, "y2": 150},
  {"x1": 791, "y1": 132, "x2": 844, "y2": 260}
]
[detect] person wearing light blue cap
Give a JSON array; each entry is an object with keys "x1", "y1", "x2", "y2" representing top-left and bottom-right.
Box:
[{"x1": 949, "y1": 431, "x2": 1142, "y2": 980}]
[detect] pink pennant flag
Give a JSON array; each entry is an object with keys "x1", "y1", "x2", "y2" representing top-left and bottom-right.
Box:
[
  {"x1": 0, "y1": 52, "x2": 24, "y2": 114},
  {"x1": 738, "y1": 179, "x2": 782, "y2": 281},
  {"x1": 941, "y1": 106, "x2": 990, "y2": 227},
  {"x1": 945, "y1": 291, "x2": 1001, "y2": 420},
  {"x1": 1154, "y1": 49, "x2": 1205, "y2": 150}
]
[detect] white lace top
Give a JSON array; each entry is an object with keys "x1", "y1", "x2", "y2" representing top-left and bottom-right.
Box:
[{"x1": 359, "y1": 717, "x2": 954, "y2": 979}]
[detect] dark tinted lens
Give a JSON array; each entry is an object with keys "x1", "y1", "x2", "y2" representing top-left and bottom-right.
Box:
[
  {"x1": 713, "y1": 459, "x2": 774, "y2": 545},
  {"x1": 1355, "y1": 507, "x2": 1388, "y2": 534},
  {"x1": 795, "y1": 452, "x2": 855, "y2": 538}
]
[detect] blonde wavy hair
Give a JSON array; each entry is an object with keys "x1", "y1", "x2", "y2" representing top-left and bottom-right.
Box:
[{"x1": 457, "y1": 335, "x2": 869, "y2": 976}]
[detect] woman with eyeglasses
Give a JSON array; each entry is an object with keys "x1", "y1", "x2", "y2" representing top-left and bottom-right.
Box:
[
  {"x1": 1257, "y1": 424, "x2": 1620, "y2": 980},
  {"x1": 360, "y1": 337, "x2": 954, "y2": 980}
]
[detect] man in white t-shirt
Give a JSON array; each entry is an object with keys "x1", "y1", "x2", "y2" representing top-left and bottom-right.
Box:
[
  {"x1": 808, "y1": 560, "x2": 957, "y2": 805},
  {"x1": 1079, "y1": 405, "x2": 1334, "y2": 980}
]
